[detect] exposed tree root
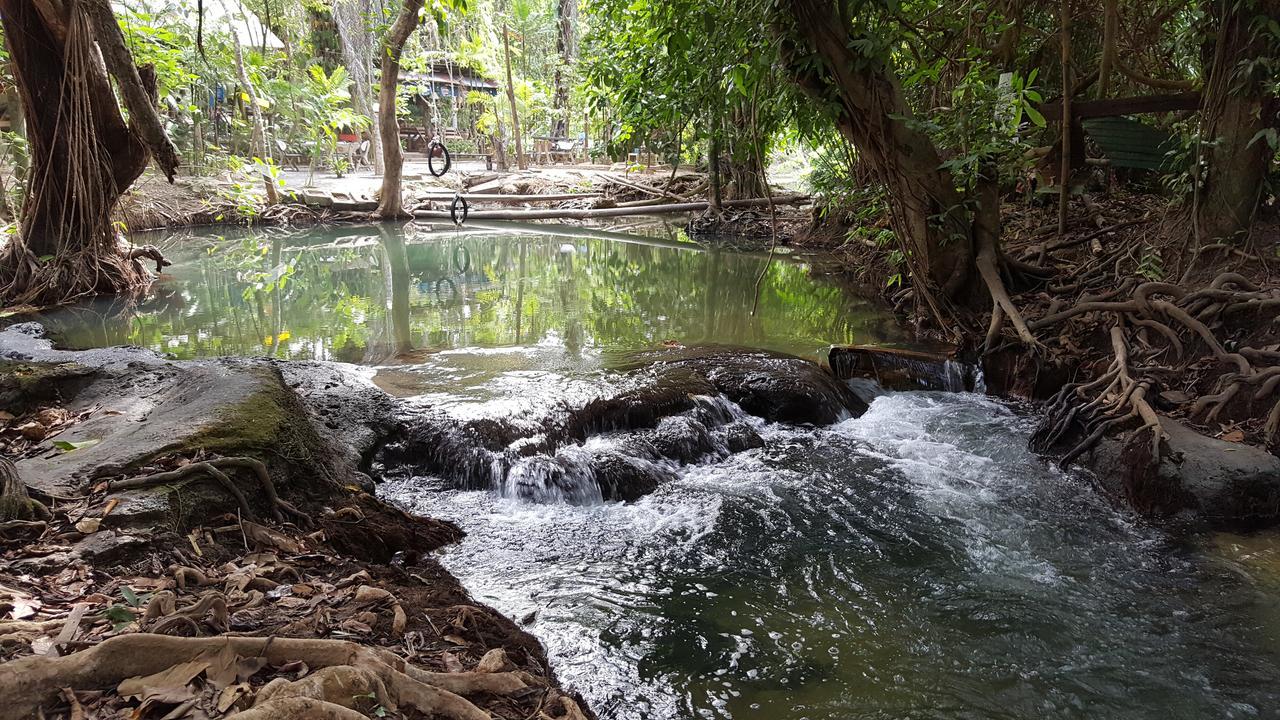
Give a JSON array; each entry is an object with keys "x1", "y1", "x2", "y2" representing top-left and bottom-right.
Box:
[
  {"x1": 105, "y1": 456, "x2": 309, "y2": 526},
  {"x1": 1029, "y1": 270, "x2": 1280, "y2": 459},
  {"x1": 0, "y1": 634, "x2": 538, "y2": 720},
  {"x1": 0, "y1": 457, "x2": 50, "y2": 522}
]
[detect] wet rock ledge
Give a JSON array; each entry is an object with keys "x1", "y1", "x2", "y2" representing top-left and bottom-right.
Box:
[{"x1": 0, "y1": 324, "x2": 592, "y2": 720}]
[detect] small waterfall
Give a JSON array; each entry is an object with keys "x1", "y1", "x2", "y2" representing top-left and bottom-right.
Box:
[
  {"x1": 381, "y1": 392, "x2": 763, "y2": 505},
  {"x1": 827, "y1": 345, "x2": 987, "y2": 394},
  {"x1": 504, "y1": 452, "x2": 604, "y2": 505}
]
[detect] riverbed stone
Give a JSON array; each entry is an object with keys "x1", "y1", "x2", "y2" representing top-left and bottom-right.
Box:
[
  {"x1": 1087, "y1": 417, "x2": 1280, "y2": 529},
  {"x1": 656, "y1": 348, "x2": 869, "y2": 424},
  {"x1": 0, "y1": 324, "x2": 395, "y2": 528}
]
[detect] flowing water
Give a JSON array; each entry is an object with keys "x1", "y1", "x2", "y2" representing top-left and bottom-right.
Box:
[{"x1": 28, "y1": 223, "x2": 1280, "y2": 719}]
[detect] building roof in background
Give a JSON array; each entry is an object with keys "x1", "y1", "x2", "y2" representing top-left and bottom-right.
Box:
[{"x1": 402, "y1": 63, "x2": 500, "y2": 95}]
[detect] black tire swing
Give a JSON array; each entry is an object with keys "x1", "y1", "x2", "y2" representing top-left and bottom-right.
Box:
[
  {"x1": 427, "y1": 140, "x2": 452, "y2": 177},
  {"x1": 449, "y1": 193, "x2": 470, "y2": 227}
]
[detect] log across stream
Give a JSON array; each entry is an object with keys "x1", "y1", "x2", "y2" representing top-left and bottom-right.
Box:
[{"x1": 21, "y1": 221, "x2": 1280, "y2": 719}]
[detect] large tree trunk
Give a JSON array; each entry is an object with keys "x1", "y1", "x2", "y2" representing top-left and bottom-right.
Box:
[
  {"x1": 375, "y1": 0, "x2": 425, "y2": 220},
  {"x1": 0, "y1": 0, "x2": 178, "y2": 306},
  {"x1": 775, "y1": 0, "x2": 976, "y2": 300},
  {"x1": 551, "y1": 0, "x2": 577, "y2": 138},
  {"x1": 775, "y1": 0, "x2": 1038, "y2": 344},
  {"x1": 1195, "y1": 0, "x2": 1279, "y2": 243},
  {"x1": 502, "y1": 23, "x2": 527, "y2": 170},
  {"x1": 724, "y1": 102, "x2": 767, "y2": 201}
]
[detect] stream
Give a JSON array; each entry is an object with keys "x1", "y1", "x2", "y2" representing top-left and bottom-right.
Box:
[{"x1": 28, "y1": 222, "x2": 1280, "y2": 719}]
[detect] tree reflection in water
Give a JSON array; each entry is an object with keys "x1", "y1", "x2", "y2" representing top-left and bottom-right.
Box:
[{"x1": 29, "y1": 223, "x2": 902, "y2": 363}]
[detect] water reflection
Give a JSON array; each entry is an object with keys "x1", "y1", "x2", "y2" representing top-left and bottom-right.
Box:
[{"x1": 31, "y1": 223, "x2": 900, "y2": 364}]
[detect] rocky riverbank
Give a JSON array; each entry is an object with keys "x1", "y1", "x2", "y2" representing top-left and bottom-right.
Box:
[{"x1": 0, "y1": 324, "x2": 592, "y2": 720}]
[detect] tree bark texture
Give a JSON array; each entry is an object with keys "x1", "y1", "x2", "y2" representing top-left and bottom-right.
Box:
[
  {"x1": 551, "y1": 0, "x2": 577, "y2": 138},
  {"x1": 1195, "y1": 0, "x2": 1279, "y2": 243},
  {"x1": 503, "y1": 24, "x2": 527, "y2": 170}
]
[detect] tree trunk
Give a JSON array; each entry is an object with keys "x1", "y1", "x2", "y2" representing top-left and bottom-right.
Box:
[
  {"x1": 232, "y1": 33, "x2": 269, "y2": 161},
  {"x1": 375, "y1": 0, "x2": 425, "y2": 220},
  {"x1": 707, "y1": 132, "x2": 723, "y2": 211},
  {"x1": 724, "y1": 103, "x2": 767, "y2": 201},
  {"x1": 1057, "y1": 0, "x2": 1073, "y2": 236},
  {"x1": 503, "y1": 24, "x2": 527, "y2": 170},
  {"x1": 551, "y1": 0, "x2": 577, "y2": 138},
  {"x1": 774, "y1": 0, "x2": 975, "y2": 299},
  {"x1": 0, "y1": 0, "x2": 178, "y2": 306},
  {"x1": 1097, "y1": 0, "x2": 1118, "y2": 98},
  {"x1": 1195, "y1": 0, "x2": 1279, "y2": 243}
]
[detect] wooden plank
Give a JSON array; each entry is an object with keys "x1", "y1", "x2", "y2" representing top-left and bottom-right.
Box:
[
  {"x1": 1082, "y1": 117, "x2": 1178, "y2": 171},
  {"x1": 1042, "y1": 92, "x2": 1202, "y2": 123}
]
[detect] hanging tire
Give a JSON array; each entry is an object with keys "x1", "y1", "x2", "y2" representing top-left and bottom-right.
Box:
[
  {"x1": 449, "y1": 194, "x2": 470, "y2": 227},
  {"x1": 427, "y1": 141, "x2": 452, "y2": 177}
]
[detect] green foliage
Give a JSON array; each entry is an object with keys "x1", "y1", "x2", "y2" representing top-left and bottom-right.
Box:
[
  {"x1": 929, "y1": 66, "x2": 1046, "y2": 190},
  {"x1": 1136, "y1": 245, "x2": 1165, "y2": 281},
  {"x1": 581, "y1": 0, "x2": 786, "y2": 164}
]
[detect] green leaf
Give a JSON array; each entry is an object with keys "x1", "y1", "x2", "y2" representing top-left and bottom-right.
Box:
[
  {"x1": 105, "y1": 605, "x2": 136, "y2": 629},
  {"x1": 1023, "y1": 104, "x2": 1046, "y2": 128},
  {"x1": 52, "y1": 439, "x2": 100, "y2": 453},
  {"x1": 120, "y1": 586, "x2": 141, "y2": 607}
]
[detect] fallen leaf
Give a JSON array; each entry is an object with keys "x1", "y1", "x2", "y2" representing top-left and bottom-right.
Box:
[
  {"x1": 338, "y1": 618, "x2": 372, "y2": 634},
  {"x1": 9, "y1": 597, "x2": 40, "y2": 620},
  {"x1": 354, "y1": 585, "x2": 392, "y2": 605},
  {"x1": 74, "y1": 518, "x2": 101, "y2": 535},
  {"x1": 118, "y1": 660, "x2": 209, "y2": 704},
  {"x1": 30, "y1": 637, "x2": 56, "y2": 656},
  {"x1": 216, "y1": 683, "x2": 250, "y2": 713},
  {"x1": 391, "y1": 603, "x2": 407, "y2": 635},
  {"x1": 1220, "y1": 430, "x2": 1245, "y2": 443},
  {"x1": 242, "y1": 522, "x2": 302, "y2": 554},
  {"x1": 52, "y1": 439, "x2": 100, "y2": 453},
  {"x1": 35, "y1": 408, "x2": 69, "y2": 425},
  {"x1": 17, "y1": 422, "x2": 47, "y2": 441}
]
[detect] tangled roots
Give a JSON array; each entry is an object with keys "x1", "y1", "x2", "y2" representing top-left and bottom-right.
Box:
[{"x1": 0, "y1": 634, "x2": 541, "y2": 720}]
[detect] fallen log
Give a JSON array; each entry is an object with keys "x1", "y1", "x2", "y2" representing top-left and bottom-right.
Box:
[
  {"x1": 412, "y1": 195, "x2": 809, "y2": 221},
  {"x1": 416, "y1": 192, "x2": 603, "y2": 204}
]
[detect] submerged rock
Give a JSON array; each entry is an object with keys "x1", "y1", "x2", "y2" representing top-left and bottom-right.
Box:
[{"x1": 1085, "y1": 418, "x2": 1280, "y2": 530}]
